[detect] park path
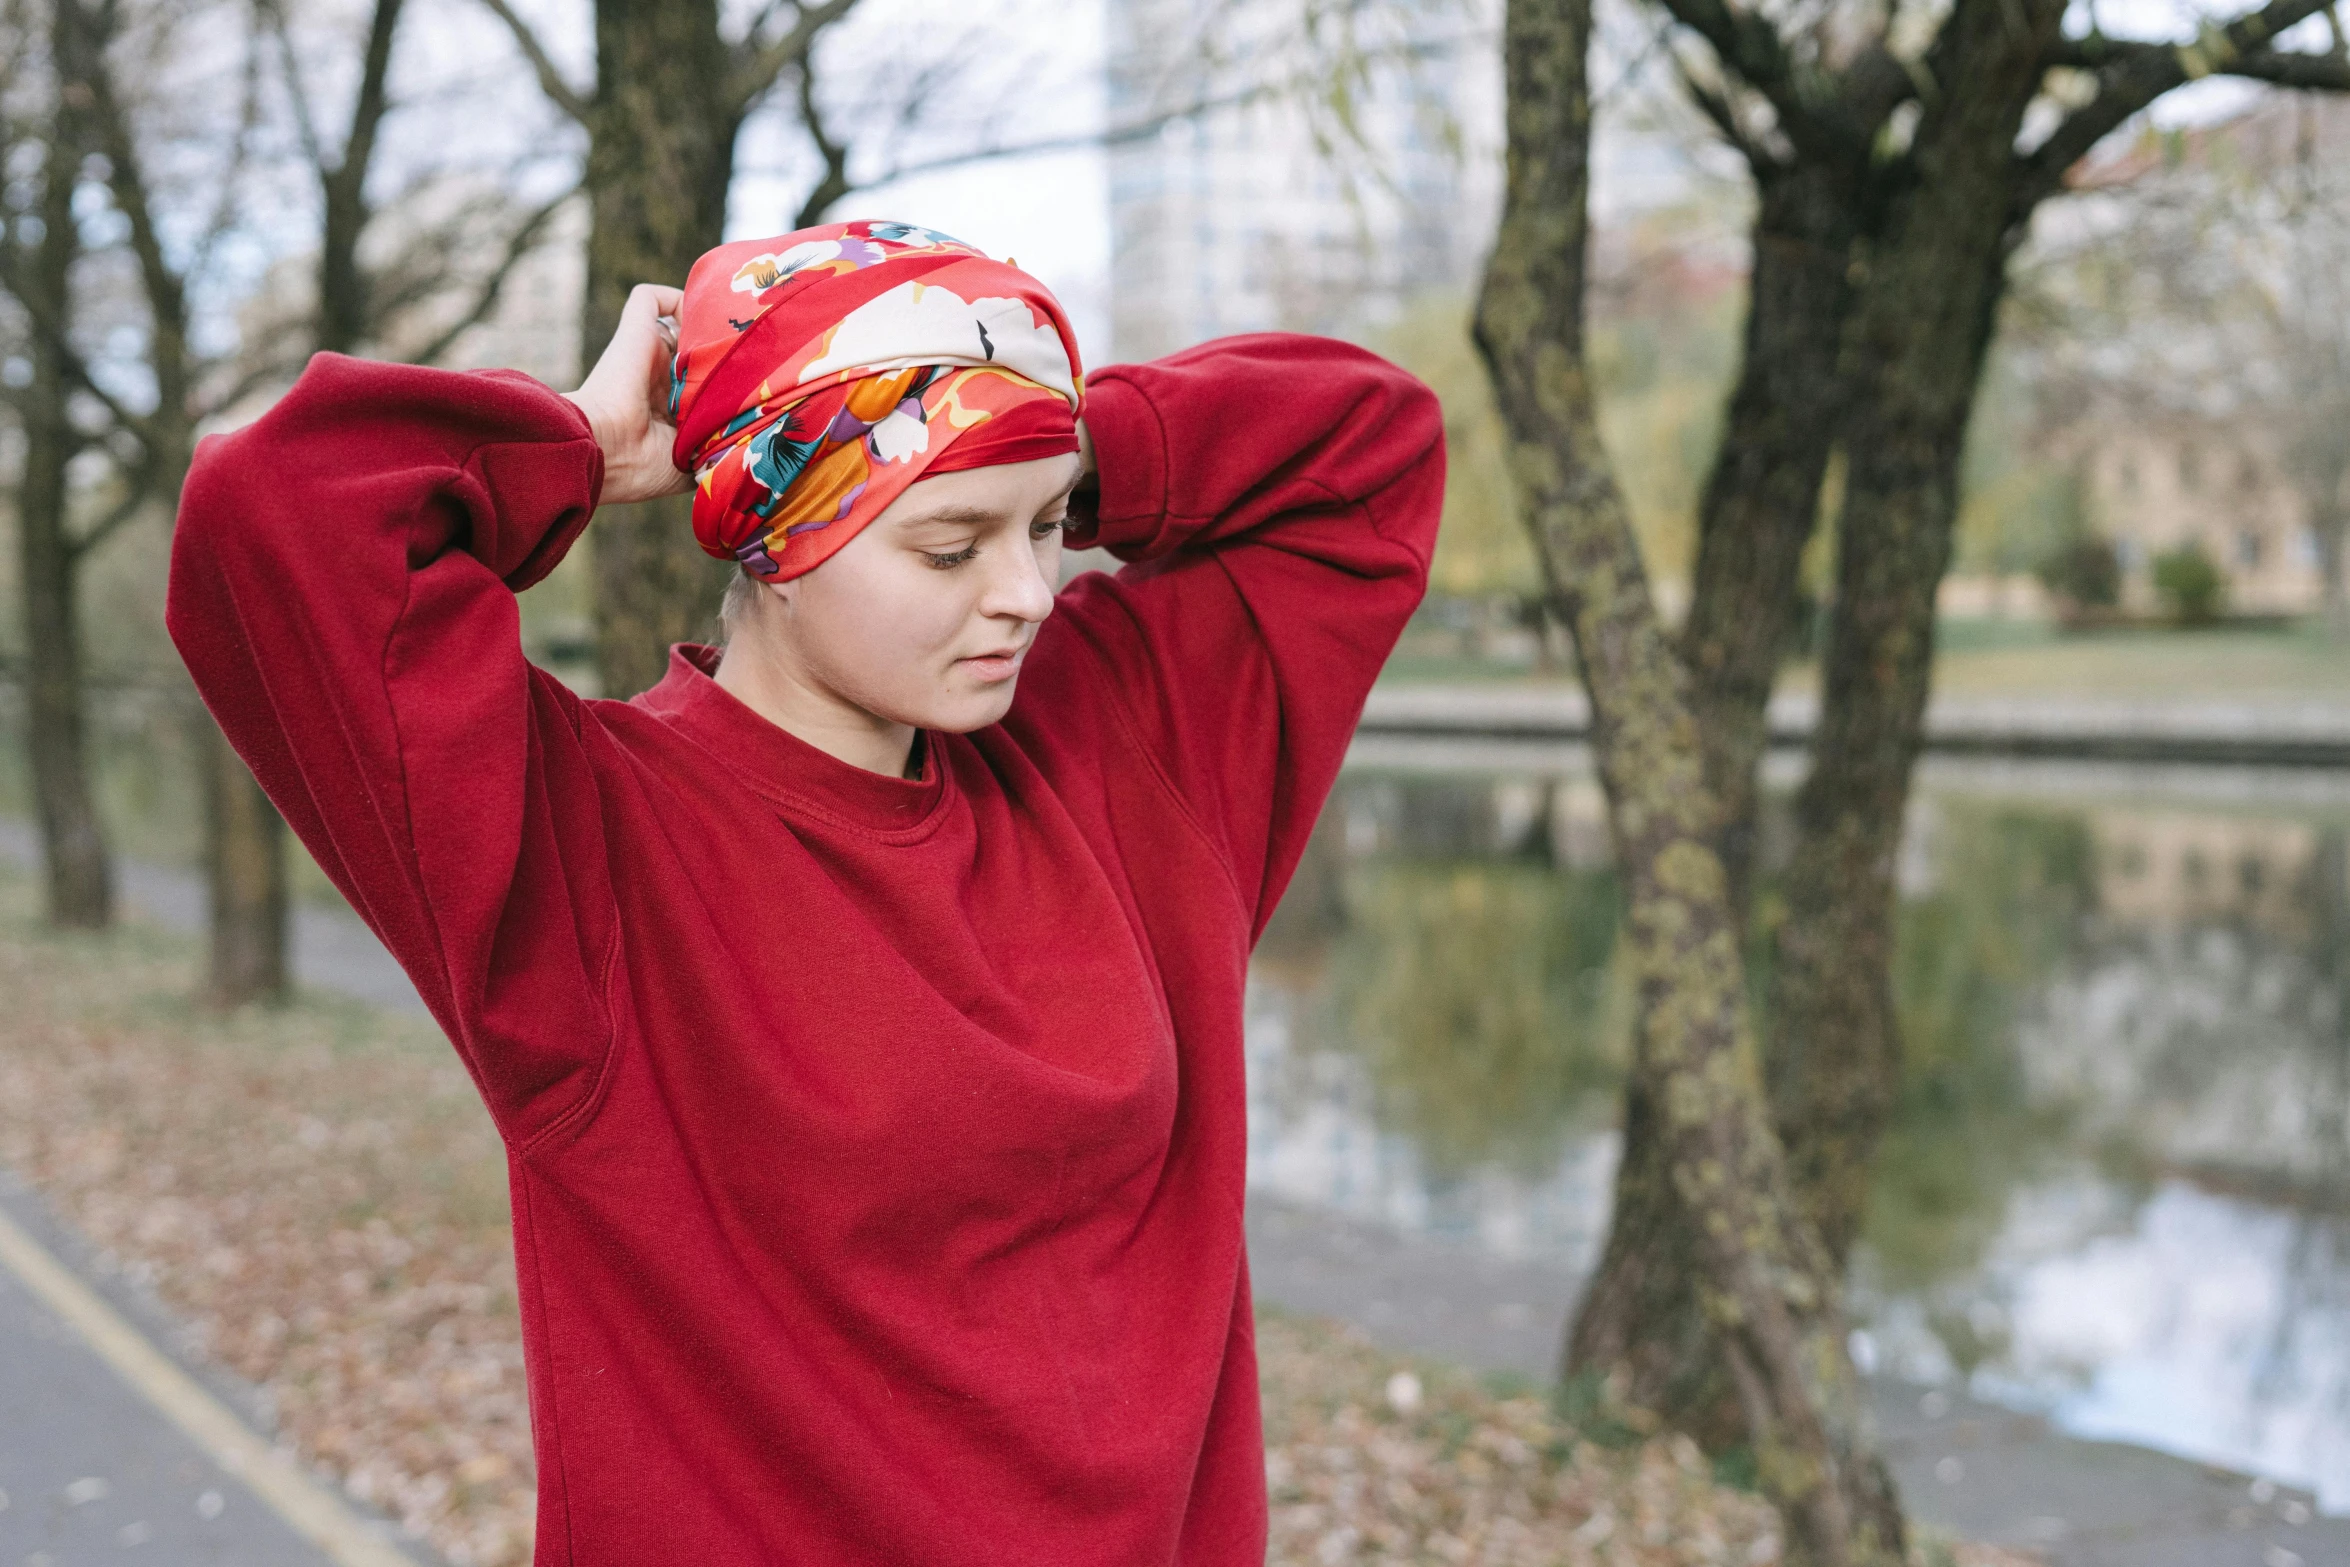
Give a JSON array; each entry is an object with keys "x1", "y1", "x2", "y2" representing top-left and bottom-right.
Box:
[{"x1": 2, "y1": 821, "x2": 2347, "y2": 1565}]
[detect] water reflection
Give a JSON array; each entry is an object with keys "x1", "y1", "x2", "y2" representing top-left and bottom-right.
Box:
[{"x1": 1245, "y1": 764, "x2": 2350, "y2": 1508}]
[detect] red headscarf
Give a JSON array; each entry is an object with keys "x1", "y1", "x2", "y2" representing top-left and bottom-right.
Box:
[{"x1": 669, "y1": 221, "x2": 1085, "y2": 581}]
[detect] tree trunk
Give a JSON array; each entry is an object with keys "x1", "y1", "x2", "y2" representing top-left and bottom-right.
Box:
[
  {"x1": 582, "y1": 0, "x2": 739, "y2": 697},
  {"x1": 315, "y1": 0, "x2": 406, "y2": 358},
  {"x1": 1472, "y1": 1, "x2": 1903, "y2": 1559},
  {"x1": 15, "y1": 103, "x2": 113, "y2": 930},
  {"x1": 200, "y1": 713, "x2": 288, "y2": 1005},
  {"x1": 1679, "y1": 164, "x2": 1861, "y2": 922},
  {"x1": 1767, "y1": 0, "x2": 2061, "y2": 1265},
  {"x1": 1570, "y1": 155, "x2": 1868, "y2": 1447}
]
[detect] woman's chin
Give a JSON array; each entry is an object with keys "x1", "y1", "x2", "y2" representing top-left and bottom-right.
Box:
[{"x1": 916, "y1": 678, "x2": 1021, "y2": 735}]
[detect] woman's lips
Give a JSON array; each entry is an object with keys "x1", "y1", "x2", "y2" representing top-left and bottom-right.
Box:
[{"x1": 956, "y1": 649, "x2": 1025, "y2": 683}]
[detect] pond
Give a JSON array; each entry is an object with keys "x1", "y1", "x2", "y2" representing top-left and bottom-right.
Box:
[{"x1": 1247, "y1": 740, "x2": 2350, "y2": 1511}]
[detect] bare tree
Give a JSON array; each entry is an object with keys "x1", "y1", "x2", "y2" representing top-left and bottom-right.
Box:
[
  {"x1": 8, "y1": 0, "x2": 577, "y2": 1003},
  {"x1": 154, "y1": 0, "x2": 585, "y2": 1005},
  {"x1": 0, "y1": 0, "x2": 117, "y2": 929},
  {"x1": 1567, "y1": 0, "x2": 2350, "y2": 1446}
]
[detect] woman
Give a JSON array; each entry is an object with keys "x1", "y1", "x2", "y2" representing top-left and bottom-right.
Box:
[{"x1": 168, "y1": 220, "x2": 1442, "y2": 1565}]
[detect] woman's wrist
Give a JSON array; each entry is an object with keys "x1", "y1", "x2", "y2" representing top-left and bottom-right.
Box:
[{"x1": 568, "y1": 284, "x2": 692, "y2": 507}]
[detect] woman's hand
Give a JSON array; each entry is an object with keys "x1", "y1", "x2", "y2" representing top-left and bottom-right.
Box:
[{"x1": 564, "y1": 283, "x2": 692, "y2": 507}]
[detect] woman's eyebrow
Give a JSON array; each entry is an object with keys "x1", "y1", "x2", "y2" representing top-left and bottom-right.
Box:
[
  {"x1": 895, "y1": 504, "x2": 1013, "y2": 529},
  {"x1": 896, "y1": 491, "x2": 1078, "y2": 531}
]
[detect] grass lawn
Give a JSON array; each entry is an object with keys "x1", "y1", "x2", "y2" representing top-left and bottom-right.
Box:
[
  {"x1": 0, "y1": 861, "x2": 2029, "y2": 1566},
  {"x1": 1382, "y1": 618, "x2": 2349, "y2": 702},
  {"x1": 1915, "y1": 620, "x2": 2349, "y2": 700}
]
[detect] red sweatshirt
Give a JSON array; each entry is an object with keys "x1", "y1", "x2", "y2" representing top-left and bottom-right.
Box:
[{"x1": 166, "y1": 335, "x2": 1441, "y2": 1565}]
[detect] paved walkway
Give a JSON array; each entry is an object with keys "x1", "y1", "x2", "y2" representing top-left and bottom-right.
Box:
[
  {"x1": 0, "y1": 1172, "x2": 428, "y2": 1567},
  {"x1": 4, "y1": 823, "x2": 2349, "y2": 1564},
  {"x1": 1249, "y1": 1198, "x2": 2350, "y2": 1567}
]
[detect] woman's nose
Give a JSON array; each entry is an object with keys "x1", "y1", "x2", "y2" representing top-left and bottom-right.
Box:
[{"x1": 980, "y1": 535, "x2": 1056, "y2": 624}]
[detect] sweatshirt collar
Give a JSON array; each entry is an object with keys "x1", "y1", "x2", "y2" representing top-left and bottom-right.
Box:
[{"x1": 635, "y1": 644, "x2": 949, "y2": 839}]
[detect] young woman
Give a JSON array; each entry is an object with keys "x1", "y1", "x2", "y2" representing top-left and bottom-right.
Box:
[{"x1": 167, "y1": 220, "x2": 1442, "y2": 1565}]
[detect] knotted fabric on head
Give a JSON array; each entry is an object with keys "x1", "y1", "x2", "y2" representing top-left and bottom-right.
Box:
[{"x1": 669, "y1": 220, "x2": 1085, "y2": 581}]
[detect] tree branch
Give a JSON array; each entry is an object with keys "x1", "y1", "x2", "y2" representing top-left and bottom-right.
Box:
[
  {"x1": 726, "y1": 0, "x2": 857, "y2": 119},
  {"x1": 2049, "y1": 33, "x2": 2350, "y2": 87},
  {"x1": 790, "y1": 63, "x2": 852, "y2": 227},
  {"x1": 255, "y1": 0, "x2": 330, "y2": 174},
  {"x1": 1672, "y1": 48, "x2": 1774, "y2": 169},
  {"x1": 806, "y1": 40, "x2": 1471, "y2": 196},
  {"x1": 1649, "y1": 0, "x2": 1864, "y2": 161},
  {"x1": 187, "y1": 14, "x2": 270, "y2": 288},
  {"x1": 475, "y1": 0, "x2": 590, "y2": 125},
  {"x1": 0, "y1": 241, "x2": 158, "y2": 447},
  {"x1": 2021, "y1": 0, "x2": 2346, "y2": 207},
  {"x1": 403, "y1": 184, "x2": 576, "y2": 366},
  {"x1": 65, "y1": 464, "x2": 153, "y2": 560}
]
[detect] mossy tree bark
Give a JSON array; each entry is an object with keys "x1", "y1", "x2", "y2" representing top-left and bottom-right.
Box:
[
  {"x1": 1763, "y1": 0, "x2": 2067, "y2": 1261},
  {"x1": 1472, "y1": 0, "x2": 1905, "y2": 1559},
  {"x1": 1567, "y1": 0, "x2": 2350, "y2": 1434},
  {"x1": 1677, "y1": 160, "x2": 1862, "y2": 924}
]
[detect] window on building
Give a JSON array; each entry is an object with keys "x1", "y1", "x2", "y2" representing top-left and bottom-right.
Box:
[
  {"x1": 2238, "y1": 529, "x2": 2263, "y2": 568},
  {"x1": 2237, "y1": 452, "x2": 2260, "y2": 490},
  {"x1": 2177, "y1": 443, "x2": 2202, "y2": 491}
]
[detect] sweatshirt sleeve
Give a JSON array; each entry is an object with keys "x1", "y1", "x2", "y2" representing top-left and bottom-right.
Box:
[
  {"x1": 165, "y1": 352, "x2": 619, "y2": 1145},
  {"x1": 1050, "y1": 333, "x2": 1443, "y2": 937}
]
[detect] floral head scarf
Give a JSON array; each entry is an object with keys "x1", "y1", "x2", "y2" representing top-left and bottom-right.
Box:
[{"x1": 669, "y1": 220, "x2": 1085, "y2": 581}]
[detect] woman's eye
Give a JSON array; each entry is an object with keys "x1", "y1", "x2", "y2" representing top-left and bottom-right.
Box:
[
  {"x1": 1030, "y1": 516, "x2": 1067, "y2": 542},
  {"x1": 921, "y1": 543, "x2": 981, "y2": 569}
]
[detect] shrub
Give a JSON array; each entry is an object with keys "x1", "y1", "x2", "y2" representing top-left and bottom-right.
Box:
[
  {"x1": 2152, "y1": 541, "x2": 2228, "y2": 624},
  {"x1": 2035, "y1": 537, "x2": 2122, "y2": 610}
]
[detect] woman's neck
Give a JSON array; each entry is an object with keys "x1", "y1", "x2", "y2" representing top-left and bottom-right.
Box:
[{"x1": 710, "y1": 638, "x2": 919, "y2": 779}]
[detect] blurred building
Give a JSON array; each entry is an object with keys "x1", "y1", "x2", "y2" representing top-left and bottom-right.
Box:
[
  {"x1": 2009, "y1": 94, "x2": 2350, "y2": 619},
  {"x1": 2094, "y1": 809, "x2": 2323, "y2": 937},
  {"x1": 2080, "y1": 417, "x2": 2341, "y2": 615},
  {"x1": 1104, "y1": 0, "x2": 1502, "y2": 361}
]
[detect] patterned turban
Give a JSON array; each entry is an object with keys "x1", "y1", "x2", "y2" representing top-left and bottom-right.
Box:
[{"x1": 668, "y1": 220, "x2": 1086, "y2": 581}]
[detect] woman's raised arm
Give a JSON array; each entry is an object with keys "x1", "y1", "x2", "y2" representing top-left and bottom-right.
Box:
[
  {"x1": 164, "y1": 287, "x2": 683, "y2": 1144},
  {"x1": 1041, "y1": 333, "x2": 1445, "y2": 938}
]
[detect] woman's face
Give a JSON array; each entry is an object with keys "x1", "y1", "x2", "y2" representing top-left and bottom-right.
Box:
[{"x1": 749, "y1": 452, "x2": 1082, "y2": 735}]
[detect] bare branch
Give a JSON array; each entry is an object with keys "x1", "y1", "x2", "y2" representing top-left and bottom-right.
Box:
[
  {"x1": 58, "y1": 0, "x2": 191, "y2": 418},
  {"x1": 1673, "y1": 46, "x2": 1774, "y2": 169},
  {"x1": 0, "y1": 238, "x2": 158, "y2": 446},
  {"x1": 1648, "y1": 0, "x2": 1865, "y2": 161},
  {"x1": 256, "y1": 0, "x2": 330, "y2": 173},
  {"x1": 65, "y1": 466, "x2": 153, "y2": 559},
  {"x1": 2021, "y1": 0, "x2": 2346, "y2": 208},
  {"x1": 475, "y1": 0, "x2": 590, "y2": 125},
  {"x1": 791, "y1": 64, "x2": 851, "y2": 227},
  {"x1": 187, "y1": 16, "x2": 270, "y2": 286},
  {"x1": 403, "y1": 184, "x2": 577, "y2": 366},
  {"x1": 2049, "y1": 34, "x2": 2350, "y2": 87},
  {"x1": 726, "y1": 0, "x2": 856, "y2": 117},
  {"x1": 820, "y1": 40, "x2": 1478, "y2": 196}
]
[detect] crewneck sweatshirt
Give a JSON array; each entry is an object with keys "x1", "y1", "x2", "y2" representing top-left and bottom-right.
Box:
[{"x1": 166, "y1": 333, "x2": 1443, "y2": 1565}]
